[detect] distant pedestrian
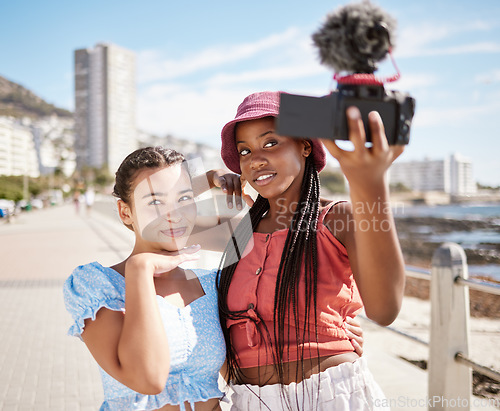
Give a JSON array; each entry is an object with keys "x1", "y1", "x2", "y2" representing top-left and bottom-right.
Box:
[
  {"x1": 84, "y1": 187, "x2": 95, "y2": 216},
  {"x1": 73, "y1": 190, "x2": 81, "y2": 215}
]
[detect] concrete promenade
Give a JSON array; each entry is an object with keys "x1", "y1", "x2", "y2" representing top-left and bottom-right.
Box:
[{"x1": 0, "y1": 202, "x2": 496, "y2": 410}]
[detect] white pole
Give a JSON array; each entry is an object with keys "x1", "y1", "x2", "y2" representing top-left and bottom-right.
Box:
[{"x1": 428, "y1": 242, "x2": 471, "y2": 410}]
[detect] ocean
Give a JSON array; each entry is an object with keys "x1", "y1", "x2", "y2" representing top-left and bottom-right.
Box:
[
  {"x1": 394, "y1": 202, "x2": 500, "y2": 220},
  {"x1": 396, "y1": 202, "x2": 500, "y2": 282}
]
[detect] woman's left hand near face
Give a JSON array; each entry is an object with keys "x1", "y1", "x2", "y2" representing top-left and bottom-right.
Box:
[{"x1": 210, "y1": 170, "x2": 246, "y2": 210}]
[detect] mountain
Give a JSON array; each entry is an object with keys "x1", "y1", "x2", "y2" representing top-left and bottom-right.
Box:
[{"x1": 0, "y1": 75, "x2": 72, "y2": 119}]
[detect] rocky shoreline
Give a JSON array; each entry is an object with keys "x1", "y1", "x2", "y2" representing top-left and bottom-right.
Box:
[
  {"x1": 395, "y1": 216, "x2": 500, "y2": 266},
  {"x1": 395, "y1": 215, "x2": 500, "y2": 319}
]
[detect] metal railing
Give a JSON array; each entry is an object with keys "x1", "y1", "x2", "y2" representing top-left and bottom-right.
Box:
[{"x1": 373, "y1": 243, "x2": 500, "y2": 410}]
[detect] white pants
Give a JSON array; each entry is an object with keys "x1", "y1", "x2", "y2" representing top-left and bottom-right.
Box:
[{"x1": 229, "y1": 357, "x2": 389, "y2": 410}]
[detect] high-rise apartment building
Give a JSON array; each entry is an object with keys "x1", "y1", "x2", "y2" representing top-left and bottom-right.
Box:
[
  {"x1": 74, "y1": 43, "x2": 137, "y2": 174},
  {"x1": 389, "y1": 153, "x2": 476, "y2": 195},
  {"x1": 449, "y1": 152, "x2": 476, "y2": 195}
]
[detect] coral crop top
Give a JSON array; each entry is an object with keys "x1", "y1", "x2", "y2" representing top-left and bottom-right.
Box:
[{"x1": 226, "y1": 202, "x2": 363, "y2": 368}]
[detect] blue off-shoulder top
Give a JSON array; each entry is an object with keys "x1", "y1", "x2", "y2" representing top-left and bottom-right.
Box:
[{"x1": 63, "y1": 262, "x2": 226, "y2": 411}]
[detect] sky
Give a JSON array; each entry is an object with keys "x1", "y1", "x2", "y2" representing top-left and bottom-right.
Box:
[{"x1": 1, "y1": 0, "x2": 500, "y2": 185}]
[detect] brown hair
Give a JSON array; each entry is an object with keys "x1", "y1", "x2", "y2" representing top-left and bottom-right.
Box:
[{"x1": 112, "y1": 146, "x2": 185, "y2": 204}]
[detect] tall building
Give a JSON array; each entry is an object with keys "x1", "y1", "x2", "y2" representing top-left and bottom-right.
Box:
[
  {"x1": 74, "y1": 43, "x2": 137, "y2": 174},
  {"x1": 449, "y1": 153, "x2": 476, "y2": 195},
  {"x1": 389, "y1": 153, "x2": 476, "y2": 195}
]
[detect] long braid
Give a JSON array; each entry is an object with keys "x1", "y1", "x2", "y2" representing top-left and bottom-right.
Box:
[
  {"x1": 217, "y1": 155, "x2": 322, "y2": 409},
  {"x1": 272, "y1": 156, "x2": 321, "y2": 408},
  {"x1": 216, "y1": 195, "x2": 270, "y2": 383}
]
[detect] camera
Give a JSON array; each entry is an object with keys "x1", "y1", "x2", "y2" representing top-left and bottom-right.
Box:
[{"x1": 276, "y1": 1, "x2": 416, "y2": 145}]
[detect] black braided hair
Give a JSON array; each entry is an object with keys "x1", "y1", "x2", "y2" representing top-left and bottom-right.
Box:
[{"x1": 216, "y1": 155, "x2": 322, "y2": 409}]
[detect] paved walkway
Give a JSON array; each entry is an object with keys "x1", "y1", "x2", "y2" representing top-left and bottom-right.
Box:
[
  {"x1": 0, "y1": 203, "x2": 133, "y2": 410},
  {"x1": 0, "y1": 202, "x2": 496, "y2": 410}
]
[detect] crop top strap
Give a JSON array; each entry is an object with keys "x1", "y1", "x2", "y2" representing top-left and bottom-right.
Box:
[{"x1": 318, "y1": 200, "x2": 347, "y2": 225}]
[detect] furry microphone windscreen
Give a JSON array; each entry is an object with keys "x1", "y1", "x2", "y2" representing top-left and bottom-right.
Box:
[{"x1": 312, "y1": 0, "x2": 397, "y2": 74}]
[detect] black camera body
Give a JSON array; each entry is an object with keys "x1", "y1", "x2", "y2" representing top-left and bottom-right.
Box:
[
  {"x1": 276, "y1": 1, "x2": 416, "y2": 146},
  {"x1": 276, "y1": 83, "x2": 415, "y2": 145}
]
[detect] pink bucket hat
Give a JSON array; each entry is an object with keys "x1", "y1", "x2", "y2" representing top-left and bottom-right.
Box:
[{"x1": 221, "y1": 91, "x2": 327, "y2": 174}]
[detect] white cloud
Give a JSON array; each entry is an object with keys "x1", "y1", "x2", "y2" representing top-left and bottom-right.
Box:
[
  {"x1": 395, "y1": 73, "x2": 438, "y2": 90},
  {"x1": 137, "y1": 84, "x2": 254, "y2": 145},
  {"x1": 205, "y1": 63, "x2": 327, "y2": 87},
  {"x1": 421, "y1": 42, "x2": 500, "y2": 56},
  {"x1": 396, "y1": 20, "x2": 500, "y2": 58},
  {"x1": 137, "y1": 27, "x2": 303, "y2": 84},
  {"x1": 413, "y1": 102, "x2": 499, "y2": 128},
  {"x1": 475, "y1": 69, "x2": 500, "y2": 84},
  {"x1": 136, "y1": 27, "x2": 331, "y2": 143}
]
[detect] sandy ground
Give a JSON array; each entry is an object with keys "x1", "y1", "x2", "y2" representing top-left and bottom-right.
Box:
[{"x1": 360, "y1": 295, "x2": 500, "y2": 372}]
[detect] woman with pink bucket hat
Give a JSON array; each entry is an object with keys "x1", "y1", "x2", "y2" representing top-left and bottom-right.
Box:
[{"x1": 216, "y1": 91, "x2": 405, "y2": 410}]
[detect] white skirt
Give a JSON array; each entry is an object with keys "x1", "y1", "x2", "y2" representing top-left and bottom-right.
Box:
[{"x1": 229, "y1": 356, "x2": 389, "y2": 410}]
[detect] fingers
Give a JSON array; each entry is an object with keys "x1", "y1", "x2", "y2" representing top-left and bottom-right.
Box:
[
  {"x1": 323, "y1": 106, "x2": 369, "y2": 161},
  {"x1": 345, "y1": 315, "x2": 361, "y2": 329},
  {"x1": 345, "y1": 316, "x2": 363, "y2": 338},
  {"x1": 217, "y1": 175, "x2": 227, "y2": 191},
  {"x1": 232, "y1": 179, "x2": 243, "y2": 211},
  {"x1": 346, "y1": 107, "x2": 367, "y2": 152},
  {"x1": 351, "y1": 337, "x2": 363, "y2": 356},
  {"x1": 369, "y1": 110, "x2": 406, "y2": 167},
  {"x1": 153, "y1": 245, "x2": 201, "y2": 276},
  {"x1": 346, "y1": 328, "x2": 363, "y2": 356},
  {"x1": 367, "y1": 111, "x2": 405, "y2": 164},
  {"x1": 172, "y1": 252, "x2": 200, "y2": 267},
  {"x1": 345, "y1": 315, "x2": 364, "y2": 356},
  {"x1": 217, "y1": 174, "x2": 244, "y2": 210},
  {"x1": 368, "y1": 111, "x2": 389, "y2": 153},
  {"x1": 177, "y1": 244, "x2": 201, "y2": 255},
  {"x1": 218, "y1": 175, "x2": 233, "y2": 209},
  {"x1": 320, "y1": 138, "x2": 344, "y2": 161}
]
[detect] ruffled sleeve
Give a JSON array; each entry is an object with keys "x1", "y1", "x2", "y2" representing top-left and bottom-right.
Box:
[{"x1": 63, "y1": 262, "x2": 125, "y2": 339}]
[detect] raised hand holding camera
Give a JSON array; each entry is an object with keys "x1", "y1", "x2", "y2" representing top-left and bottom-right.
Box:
[
  {"x1": 322, "y1": 106, "x2": 405, "y2": 195},
  {"x1": 276, "y1": 0, "x2": 416, "y2": 145}
]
